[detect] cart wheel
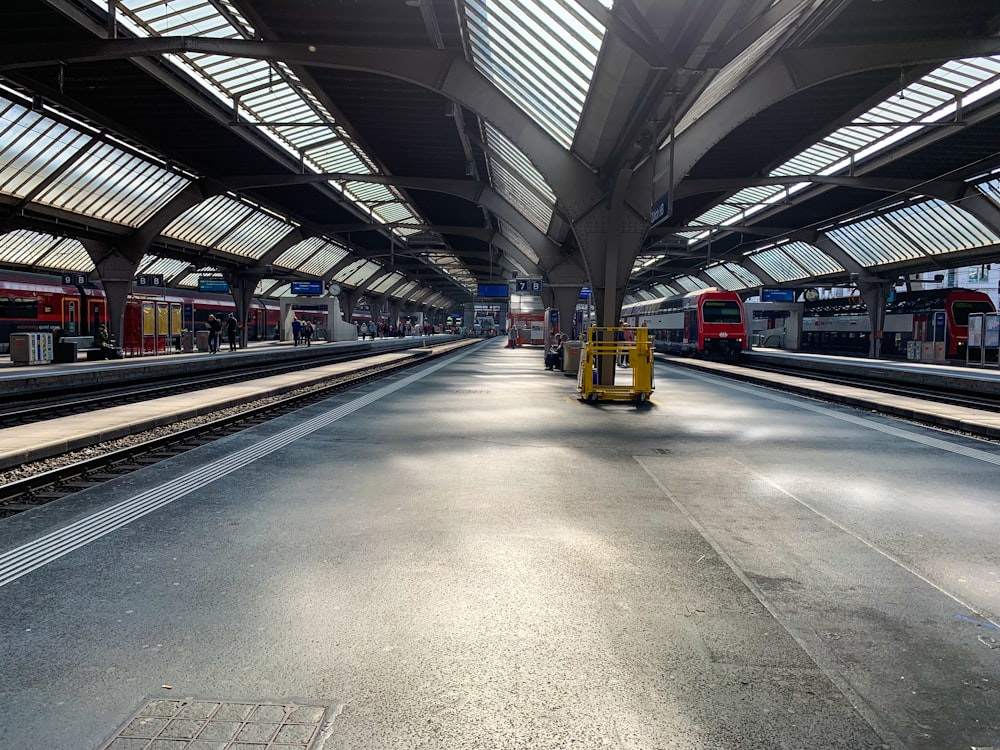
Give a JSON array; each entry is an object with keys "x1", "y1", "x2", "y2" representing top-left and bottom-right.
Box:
[
  {"x1": 635, "y1": 392, "x2": 647, "y2": 405},
  {"x1": 588, "y1": 391, "x2": 599, "y2": 403}
]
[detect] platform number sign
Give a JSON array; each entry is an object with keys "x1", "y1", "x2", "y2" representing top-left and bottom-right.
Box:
[
  {"x1": 515, "y1": 278, "x2": 543, "y2": 293},
  {"x1": 136, "y1": 274, "x2": 164, "y2": 287},
  {"x1": 62, "y1": 272, "x2": 88, "y2": 285}
]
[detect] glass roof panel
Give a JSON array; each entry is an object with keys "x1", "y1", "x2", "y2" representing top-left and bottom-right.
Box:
[
  {"x1": 370, "y1": 272, "x2": 405, "y2": 295},
  {"x1": 162, "y1": 194, "x2": 253, "y2": 247},
  {"x1": 277, "y1": 238, "x2": 350, "y2": 277},
  {"x1": 34, "y1": 141, "x2": 189, "y2": 227},
  {"x1": 484, "y1": 123, "x2": 556, "y2": 232},
  {"x1": 107, "y1": 0, "x2": 443, "y2": 264},
  {"x1": 498, "y1": 222, "x2": 540, "y2": 266},
  {"x1": 779, "y1": 241, "x2": 844, "y2": 276},
  {"x1": 340, "y1": 260, "x2": 384, "y2": 288},
  {"x1": 977, "y1": 177, "x2": 1000, "y2": 208},
  {"x1": 464, "y1": 0, "x2": 607, "y2": 148},
  {"x1": 394, "y1": 281, "x2": 421, "y2": 299},
  {"x1": 703, "y1": 264, "x2": 747, "y2": 291},
  {"x1": 0, "y1": 229, "x2": 92, "y2": 271},
  {"x1": 138, "y1": 255, "x2": 193, "y2": 280},
  {"x1": 886, "y1": 199, "x2": 999, "y2": 252},
  {"x1": 673, "y1": 276, "x2": 709, "y2": 293},
  {"x1": 828, "y1": 219, "x2": 920, "y2": 267},
  {"x1": 721, "y1": 261, "x2": 762, "y2": 287},
  {"x1": 0, "y1": 99, "x2": 92, "y2": 198},
  {"x1": 748, "y1": 247, "x2": 808, "y2": 282},
  {"x1": 214, "y1": 209, "x2": 294, "y2": 260},
  {"x1": 670, "y1": 55, "x2": 1000, "y2": 287}
]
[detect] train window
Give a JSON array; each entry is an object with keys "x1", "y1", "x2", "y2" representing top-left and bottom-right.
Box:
[
  {"x1": 701, "y1": 300, "x2": 742, "y2": 323},
  {"x1": 0, "y1": 297, "x2": 39, "y2": 319},
  {"x1": 950, "y1": 300, "x2": 994, "y2": 326}
]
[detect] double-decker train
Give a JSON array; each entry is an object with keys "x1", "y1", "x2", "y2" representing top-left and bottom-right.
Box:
[
  {"x1": 621, "y1": 288, "x2": 748, "y2": 358},
  {"x1": 800, "y1": 288, "x2": 995, "y2": 359},
  {"x1": 0, "y1": 269, "x2": 284, "y2": 354}
]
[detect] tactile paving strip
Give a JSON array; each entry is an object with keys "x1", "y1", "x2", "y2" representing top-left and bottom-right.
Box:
[{"x1": 101, "y1": 698, "x2": 330, "y2": 749}]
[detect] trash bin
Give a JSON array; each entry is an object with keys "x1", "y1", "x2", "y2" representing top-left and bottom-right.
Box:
[
  {"x1": 562, "y1": 340, "x2": 583, "y2": 374},
  {"x1": 53, "y1": 341, "x2": 78, "y2": 363},
  {"x1": 195, "y1": 330, "x2": 209, "y2": 352},
  {"x1": 181, "y1": 331, "x2": 194, "y2": 352}
]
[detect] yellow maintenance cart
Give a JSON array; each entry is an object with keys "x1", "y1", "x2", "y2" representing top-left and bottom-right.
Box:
[{"x1": 578, "y1": 325, "x2": 654, "y2": 405}]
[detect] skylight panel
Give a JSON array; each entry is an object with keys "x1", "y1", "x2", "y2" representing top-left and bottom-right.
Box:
[
  {"x1": 498, "y1": 221, "x2": 540, "y2": 266},
  {"x1": 748, "y1": 247, "x2": 809, "y2": 282},
  {"x1": 106, "y1": 0, "x2": 434, "y2": 251},
  {"x1": 0, "y1": 229, "x2": 89, "y2": 270},
  {"x1": 340, "y1": 261, "x2": 383, "y2": 288},
  {"x1": 0, "y1": 101, "x2": 94, "y2": 198},
  {"x1": 465, "y1": 0, "x2": 607, "y2": 148},
  {"x1": 370, "y1": 272, "x2": 405, "y2": 295},
  {"x1": 703, "y1": 264, "x2": 747, "y2": 291},
  {"x1": 216, "y1": 211, "x2": 293, "y2": 260},
  {"x1": 723, "y1": 261, "x2": 762, "y2": 287},
  {"x1": 138, "y1": 255, "x2": 194, "y2": 280},
  {"x1": 163, "y1": 195, "x2": 253, "y2": 247},
  {"x1": 780, "y1": 241, "x2": 843, "y2": 276},
  {"x1": 280, "y1": 239, "x2": 350, "y2": 277},
  {"x1": 35, "y1": 142, "x2": 188, "y2": 227},
  {"x1": 887, "y1": 199, "x2": 999, "y2": 251},
  {"x1": 674, "y1": 276, "x2": 709, "y2": 293},
  {"x1": 828, "y1": 220, "x2": 919, "y2": 266},
  {"x1": 977, "y1": 177, "x2": 1000, "y2": 208}
]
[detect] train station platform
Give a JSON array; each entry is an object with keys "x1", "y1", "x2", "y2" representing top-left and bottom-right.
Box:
[
  {"x1": 0, "y1": 335, "x2": 458, "y2": 397},
  {"x1": 1, "y1": 338, "x2": 999, "y2": 749},
  {"x1": 662, "y1": 349, "x2": 1000, "y2": 440}
]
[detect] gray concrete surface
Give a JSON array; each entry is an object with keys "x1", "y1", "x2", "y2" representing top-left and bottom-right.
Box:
[{"x1": 0, "y1": 338, "x2": 998, "y2": 749}]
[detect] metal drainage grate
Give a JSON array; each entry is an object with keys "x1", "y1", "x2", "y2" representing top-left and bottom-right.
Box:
[{"x1": 102, "y1": 698, "x2": 330, "y2": 749}]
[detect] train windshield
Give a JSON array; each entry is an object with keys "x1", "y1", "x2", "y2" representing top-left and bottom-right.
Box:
[
  {"x1": 701, "y1": 300, "x2": 742, "y2": 323},
  {"x1": 950, "y1": 300, "x2": 994, "y2": 325}
]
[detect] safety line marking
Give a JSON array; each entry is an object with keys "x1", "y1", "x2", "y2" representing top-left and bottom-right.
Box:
[
  {"x1": 675, "y1": 367, "x2": 1000, "y2": 466},
  {"x1": 0, "y1": 348, "x2": 480, "y2": 588}
]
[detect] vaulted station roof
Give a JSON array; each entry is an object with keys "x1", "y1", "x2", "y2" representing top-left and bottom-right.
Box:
[{"x1": 1, "y1": 0, "x2": 999, "y2": 314}]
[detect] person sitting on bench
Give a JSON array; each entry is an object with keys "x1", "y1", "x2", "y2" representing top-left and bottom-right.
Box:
[{"x1": 92, "y1": 324, "x2": 119, "y2": 359}]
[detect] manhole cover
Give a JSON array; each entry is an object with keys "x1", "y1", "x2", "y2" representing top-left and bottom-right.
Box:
[{"x1": 101, "y1": 698, "x2": 331, "y2": 749}]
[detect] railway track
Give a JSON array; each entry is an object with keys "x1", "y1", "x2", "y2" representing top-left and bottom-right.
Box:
[
  {"x1": 0, "y1": 342, "x2": 472, "y2": 518},
  {"x1": 0, "y1": 341, "x2": 431, "y2": 428}
]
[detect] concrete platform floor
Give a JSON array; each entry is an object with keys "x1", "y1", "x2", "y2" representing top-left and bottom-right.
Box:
[{"x1": 1, "y1": 338, "x2": 998, "y2": 749}]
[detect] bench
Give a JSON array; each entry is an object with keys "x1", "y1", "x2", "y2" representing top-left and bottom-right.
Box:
[{"x1": 59, "y1": 335, "x2": 118, "y2": 360}]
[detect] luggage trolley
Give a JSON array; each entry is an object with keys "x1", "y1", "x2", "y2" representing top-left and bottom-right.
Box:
[{"x1": 578, "y1": 325, "x2": 654, "y2": 405}]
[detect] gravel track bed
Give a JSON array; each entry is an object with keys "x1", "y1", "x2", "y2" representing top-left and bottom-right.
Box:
[{"x1": 0, "y1": 382, "x2": 323, "y2": 487}]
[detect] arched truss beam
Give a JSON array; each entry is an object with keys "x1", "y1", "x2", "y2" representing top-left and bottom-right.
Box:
[
  {"x1": 632, "y1": 36, "x2": 1000, "y2": 206},
  {"x1": 0, "y1": 38, "x2": 606, "y2": 220}
]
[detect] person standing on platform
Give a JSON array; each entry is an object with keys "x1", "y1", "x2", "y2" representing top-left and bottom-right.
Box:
[
  {"x1": 207, "y1": 314, "x2": 222, "y2": 354},
  {"x1": 302, "y1": 320, "x2": 314, "y2": 347},
  {"x1": 508, "y1": 325, "x2": 519, "y2": 349},
  {"x1": 368, "y1": 321, "x2": 377, "y2": 340},
  {"x1": 291, "y1": 317, "x2": 302, "y2": 346},
  {"x1": 226, "y1": 313, "x2": 238, "y2": 352}
]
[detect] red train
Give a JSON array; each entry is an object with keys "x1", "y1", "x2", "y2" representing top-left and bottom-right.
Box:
[
  {"x1": 621, "y1": 288, "x2": 748, "y2": 358},
  {"x1": 801, "y1": 288, "x2": 996, "y2": 359},
  {"x1": 0, "y1": 269, "x2": 282, "y2": 354}
]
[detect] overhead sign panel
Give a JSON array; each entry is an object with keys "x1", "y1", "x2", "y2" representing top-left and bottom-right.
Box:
[
  {"x1": 650, "y1": 193, "x2": 671, "y2": 227},
  {"x1": 477, "y1": 283, "x2": 509, "y2": 298},
  {"x1": 198, "y1": 278, "x2": 229, "y2": 293},
  {"x1": 291, "y1": 280, "x2": 323, "y2": 295},
  {"x1": 761, "y1": 287, "x2": 796, "y2": 302},
  {"x1": 514, "y1": 278, "x2": 543, "y2": 293},
  {"x1": 136, "y1": 274, "x2": 164, "y2": 287}
]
